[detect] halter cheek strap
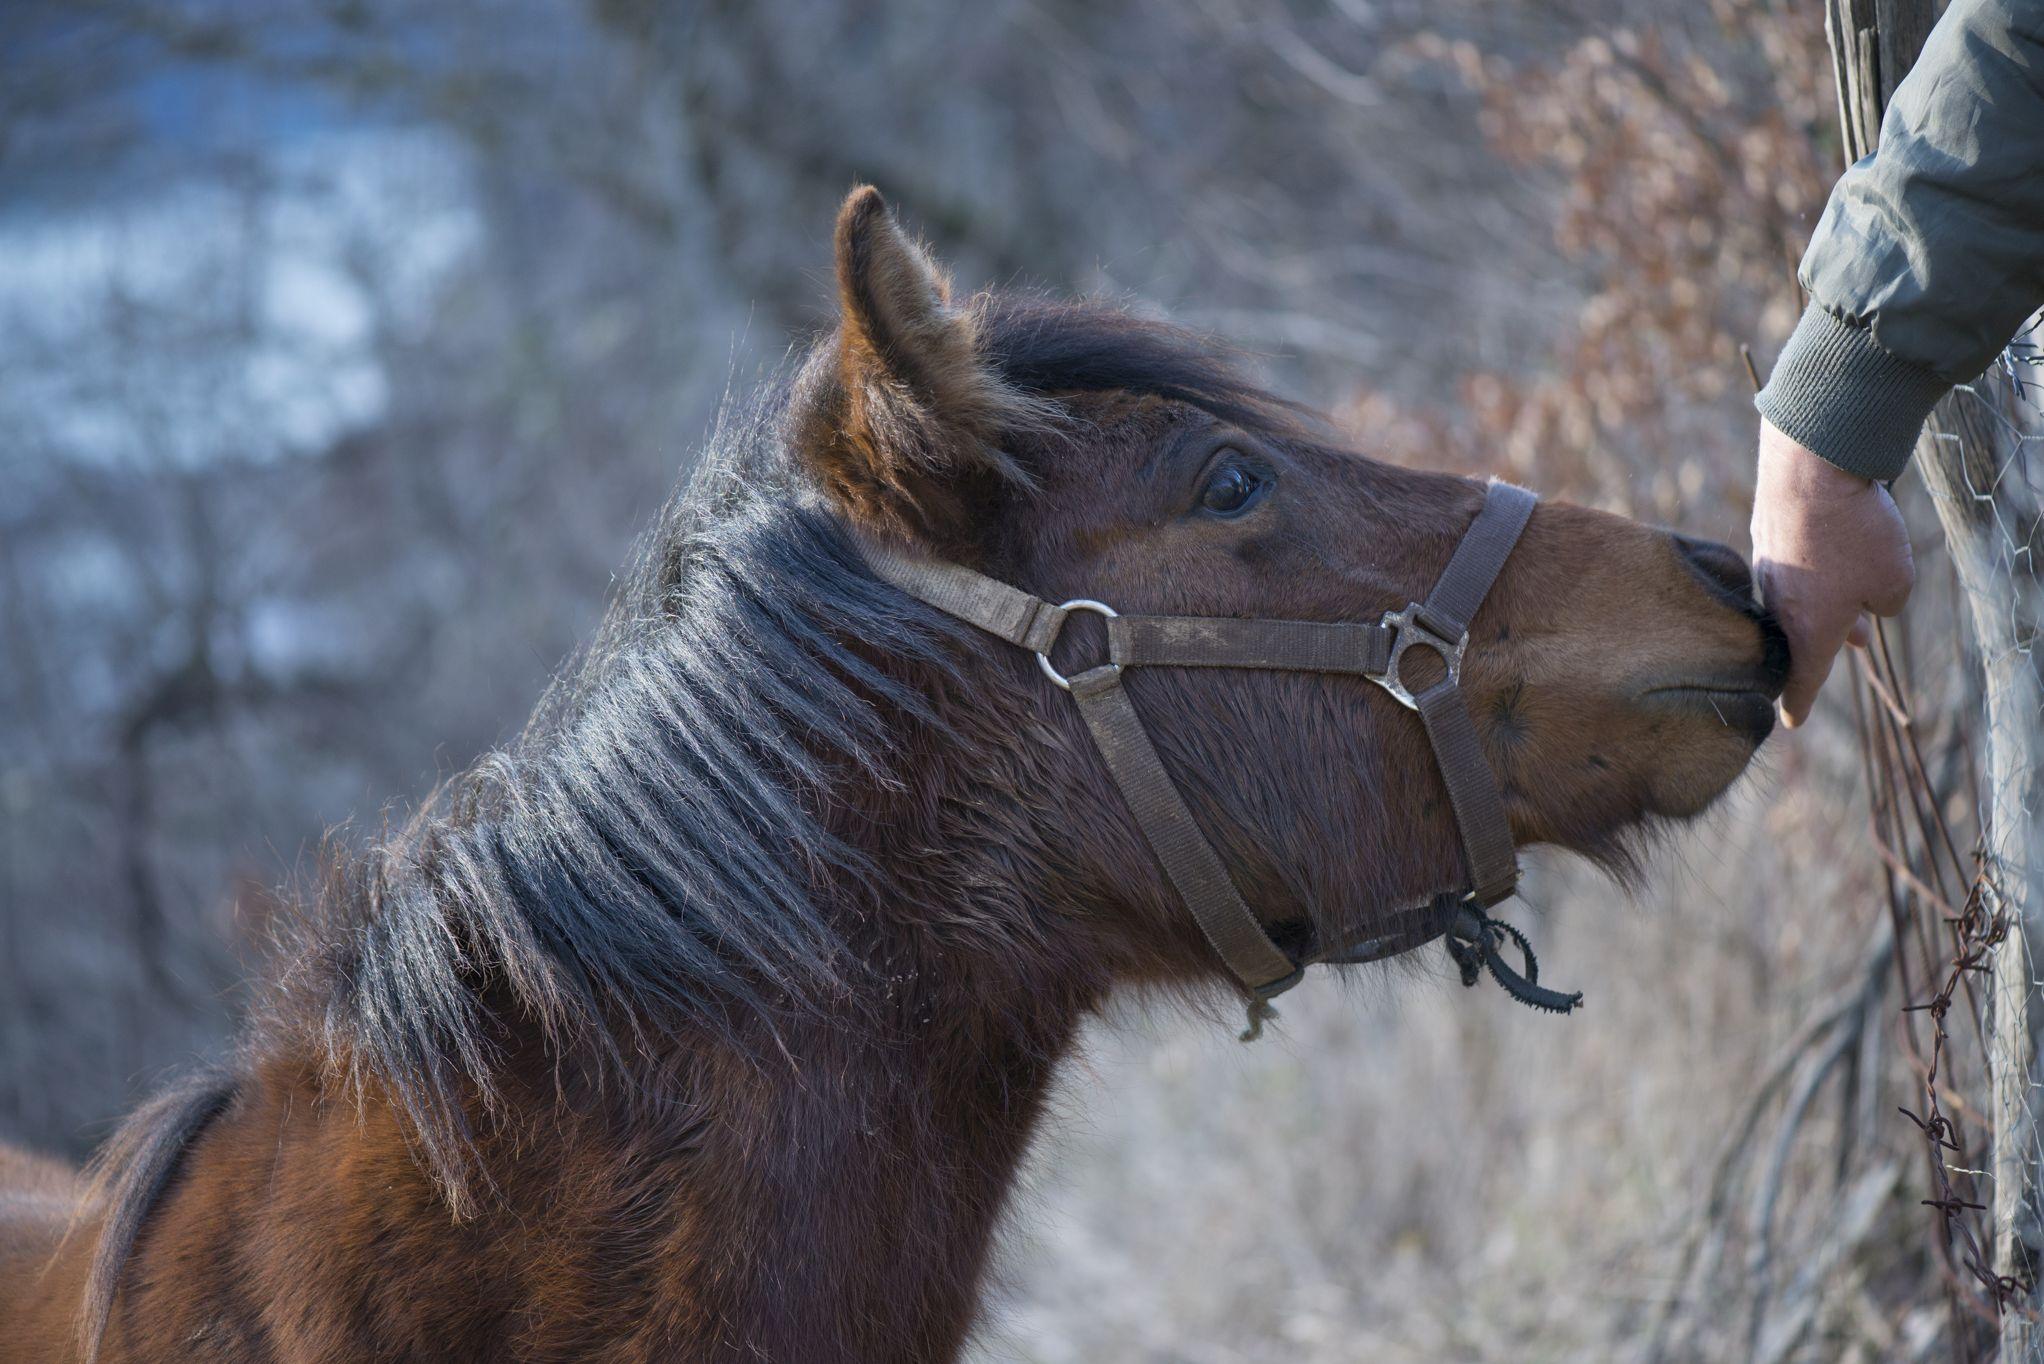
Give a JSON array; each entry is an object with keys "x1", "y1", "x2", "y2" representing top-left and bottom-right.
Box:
[{"x1": 854, "y1": 480, "x2": 1582, "y2": 1033}]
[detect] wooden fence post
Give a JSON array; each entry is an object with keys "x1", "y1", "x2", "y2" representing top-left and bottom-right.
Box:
[{"x1": 1820, "y1": 1, "x2": 2044, "y2": 1355}]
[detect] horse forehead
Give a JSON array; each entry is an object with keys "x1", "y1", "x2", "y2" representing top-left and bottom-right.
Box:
[
  {"x1": 1054, "y1": 390, "x2": 1183, "y2": 432},
  {"x1": 1011, "y1": 402, "x2": 1195, "y2": 541},
  {"x1": 1035, "y1": 393, "x2": 1195, "y2": 480}
]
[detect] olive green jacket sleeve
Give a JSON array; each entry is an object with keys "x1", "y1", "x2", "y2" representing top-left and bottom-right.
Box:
[{"x1": 1757, "y1": 0, "x2": 2044, "y2": 482}]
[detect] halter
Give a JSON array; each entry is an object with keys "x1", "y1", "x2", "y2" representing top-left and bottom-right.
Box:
[{"x1": 855, "y1": 479, "x2": 1581, "y2": 1037}]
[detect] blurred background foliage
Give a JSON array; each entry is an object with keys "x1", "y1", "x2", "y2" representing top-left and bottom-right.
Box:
[{"x1": 0, "y1": 1, "x2": 1956, "y2": 1358}]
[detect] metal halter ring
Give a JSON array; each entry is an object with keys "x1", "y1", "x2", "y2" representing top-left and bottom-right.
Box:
[
  {"x1": 1373, "y1": 603, "x2": 1467, "y2": 711},
  {"x1": 1035, "y1": 599, "x2": 1120, "y2": 691}
]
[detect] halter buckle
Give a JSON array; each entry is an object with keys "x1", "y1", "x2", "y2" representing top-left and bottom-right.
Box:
[
  {"x1": 1035, "y1": 599, "x2": 1120, "y2": 691},
  {"x1": 1373, "y1": 603, "x2": 1467, "y2": 711}
]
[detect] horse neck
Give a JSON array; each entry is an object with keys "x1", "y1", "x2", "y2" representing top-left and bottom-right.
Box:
[
  {"x1": 75, "y1": 513, "x2": 1126, "y2": 1362},
  {"x1": 89, "y1": 884, "x2": 1094, "y2": 1364},
  {"x1": 498, "y1": 586, "x2": 1111, "y2": 1357},
  {"x1": 452, "y1": 794, "x2": 1093, "y2": 1356},
  {"x1": 628, "y1": 641, "x2": 1106, "y2": 1356},
  {"x1": 317, "y1": 556, "x2": 1103, "y2": 1357}
]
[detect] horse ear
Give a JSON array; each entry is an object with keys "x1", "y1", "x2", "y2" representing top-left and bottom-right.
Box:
[{"x1": 792, "y1": 185, "x2": 1039, "y2": 544}]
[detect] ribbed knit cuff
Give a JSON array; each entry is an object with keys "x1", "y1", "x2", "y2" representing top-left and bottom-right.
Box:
[{"x1": 1755, "y1": 304, "x2": 1950, "y2": 483}]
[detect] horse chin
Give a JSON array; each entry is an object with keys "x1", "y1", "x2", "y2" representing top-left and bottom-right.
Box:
[
  {"x1": 1639, "y1": 683, "x2": 1777, "y2": 743},
  {"x1": 1634, "y1": 690, "x2": 1777, "y2": 818}
]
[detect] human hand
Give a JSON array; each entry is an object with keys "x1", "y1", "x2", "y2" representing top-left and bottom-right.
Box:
[{"x1": 1750, "y1": 420, "x2": 1915, "y2": 728}]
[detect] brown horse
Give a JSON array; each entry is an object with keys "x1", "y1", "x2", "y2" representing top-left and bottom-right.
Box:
[{"x1": 0, "y1": 187, "x2": 1786, "y2": 1363}]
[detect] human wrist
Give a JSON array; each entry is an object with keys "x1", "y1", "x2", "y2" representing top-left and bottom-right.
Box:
[
  {"x1": 1758, "y1": 419, "x2": 1873, "y2": 499},
  {"x1": 1755, "y1": 304, "x2": 1947, "y2": 483}
]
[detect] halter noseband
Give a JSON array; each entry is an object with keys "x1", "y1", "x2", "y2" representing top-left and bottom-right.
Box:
[{"x1": 854, "y1": 479, "x2": 1582, "y2": 1037}]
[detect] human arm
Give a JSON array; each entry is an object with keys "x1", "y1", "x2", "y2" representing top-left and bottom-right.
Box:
[
  {"x1": 1752, "y1": 0, "x2": 2044, "y2": 726},
  {"x1": 1758, "y1": 0, "x2": 2044, "y2": 483}
]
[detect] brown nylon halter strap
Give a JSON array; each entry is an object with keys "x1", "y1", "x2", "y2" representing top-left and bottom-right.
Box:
[
  {"x1": 1106, "y1": 616, "x2": 1393, "y2": 675},
  {"x1": 1417, "y1": 679, "x2": 1519, "y2": 907},
  {"x1": 852, "y1": 531, "x2": 1302, "y2": 996},
  {"x1": 1065, "y1": 664, "x2": 1300, "y2": 991},
  {"x1": 1421, "y1": 480, "x2": 1536, "y2": 640},
  {"x1": 847, "y1": 477, "x2": 1536, "y2": 1005},
  {"x1": 1409, "y1": 481, "x2": 1536, "y2": 906},
  {"x1": 858, "y1": 546, "x2": 1069, "y2": 654}
]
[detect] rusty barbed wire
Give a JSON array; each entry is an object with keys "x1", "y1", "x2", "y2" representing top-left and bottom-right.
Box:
[{"x1": 1854, "y1": 604, "x2": 2033, "y2": 1340}]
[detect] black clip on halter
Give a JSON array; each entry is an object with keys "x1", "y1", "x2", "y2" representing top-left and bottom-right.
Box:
[{"x1": 1443, "y1": 898, "x2": 1584, "y2": 1015}]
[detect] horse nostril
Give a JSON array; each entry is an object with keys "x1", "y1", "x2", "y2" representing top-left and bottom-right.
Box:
[{"x1": 1673, "y1": 534, "x2": 1755, "y2": 603}]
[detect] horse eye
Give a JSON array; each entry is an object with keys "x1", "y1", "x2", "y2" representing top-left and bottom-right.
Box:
[{"x1": 1199, "y1": 462, "x2": 1266, "y2": 517}]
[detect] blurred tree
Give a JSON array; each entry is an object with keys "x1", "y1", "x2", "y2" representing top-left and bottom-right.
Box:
[{"x1": 1344, "y1": 0, "x2": 1833, "y2": 534}]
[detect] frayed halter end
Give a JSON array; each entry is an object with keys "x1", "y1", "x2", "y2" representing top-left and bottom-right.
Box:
[{"x1": 1446, "y1": 902, "x2": 1585, "y2": 1015}]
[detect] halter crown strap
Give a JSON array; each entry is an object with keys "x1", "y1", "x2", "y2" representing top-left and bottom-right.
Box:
[
  {"x1": 860, "y1": 550, "x2": 1069, "y2": 654},
  {"x1": 851, "y1": 479, "x2": 1576, "y2": 1022},
  {"x1": 1065, "y1": 664, "x2": 1300, "y2": 993}
]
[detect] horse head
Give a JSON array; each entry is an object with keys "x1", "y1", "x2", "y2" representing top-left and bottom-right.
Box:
[{"x1": 790, "y1": 185, "x2": 1787, "y2": 1000}]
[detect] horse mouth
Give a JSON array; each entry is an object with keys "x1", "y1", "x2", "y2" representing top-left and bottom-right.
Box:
[{"x1": 1640, "y1": 684, "x2": 1778, "y2": 742}]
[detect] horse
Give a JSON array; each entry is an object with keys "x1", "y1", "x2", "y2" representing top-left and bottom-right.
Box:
[{"x1": 0, "y1": 186, "x2": 1787, "y2": 1363}]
